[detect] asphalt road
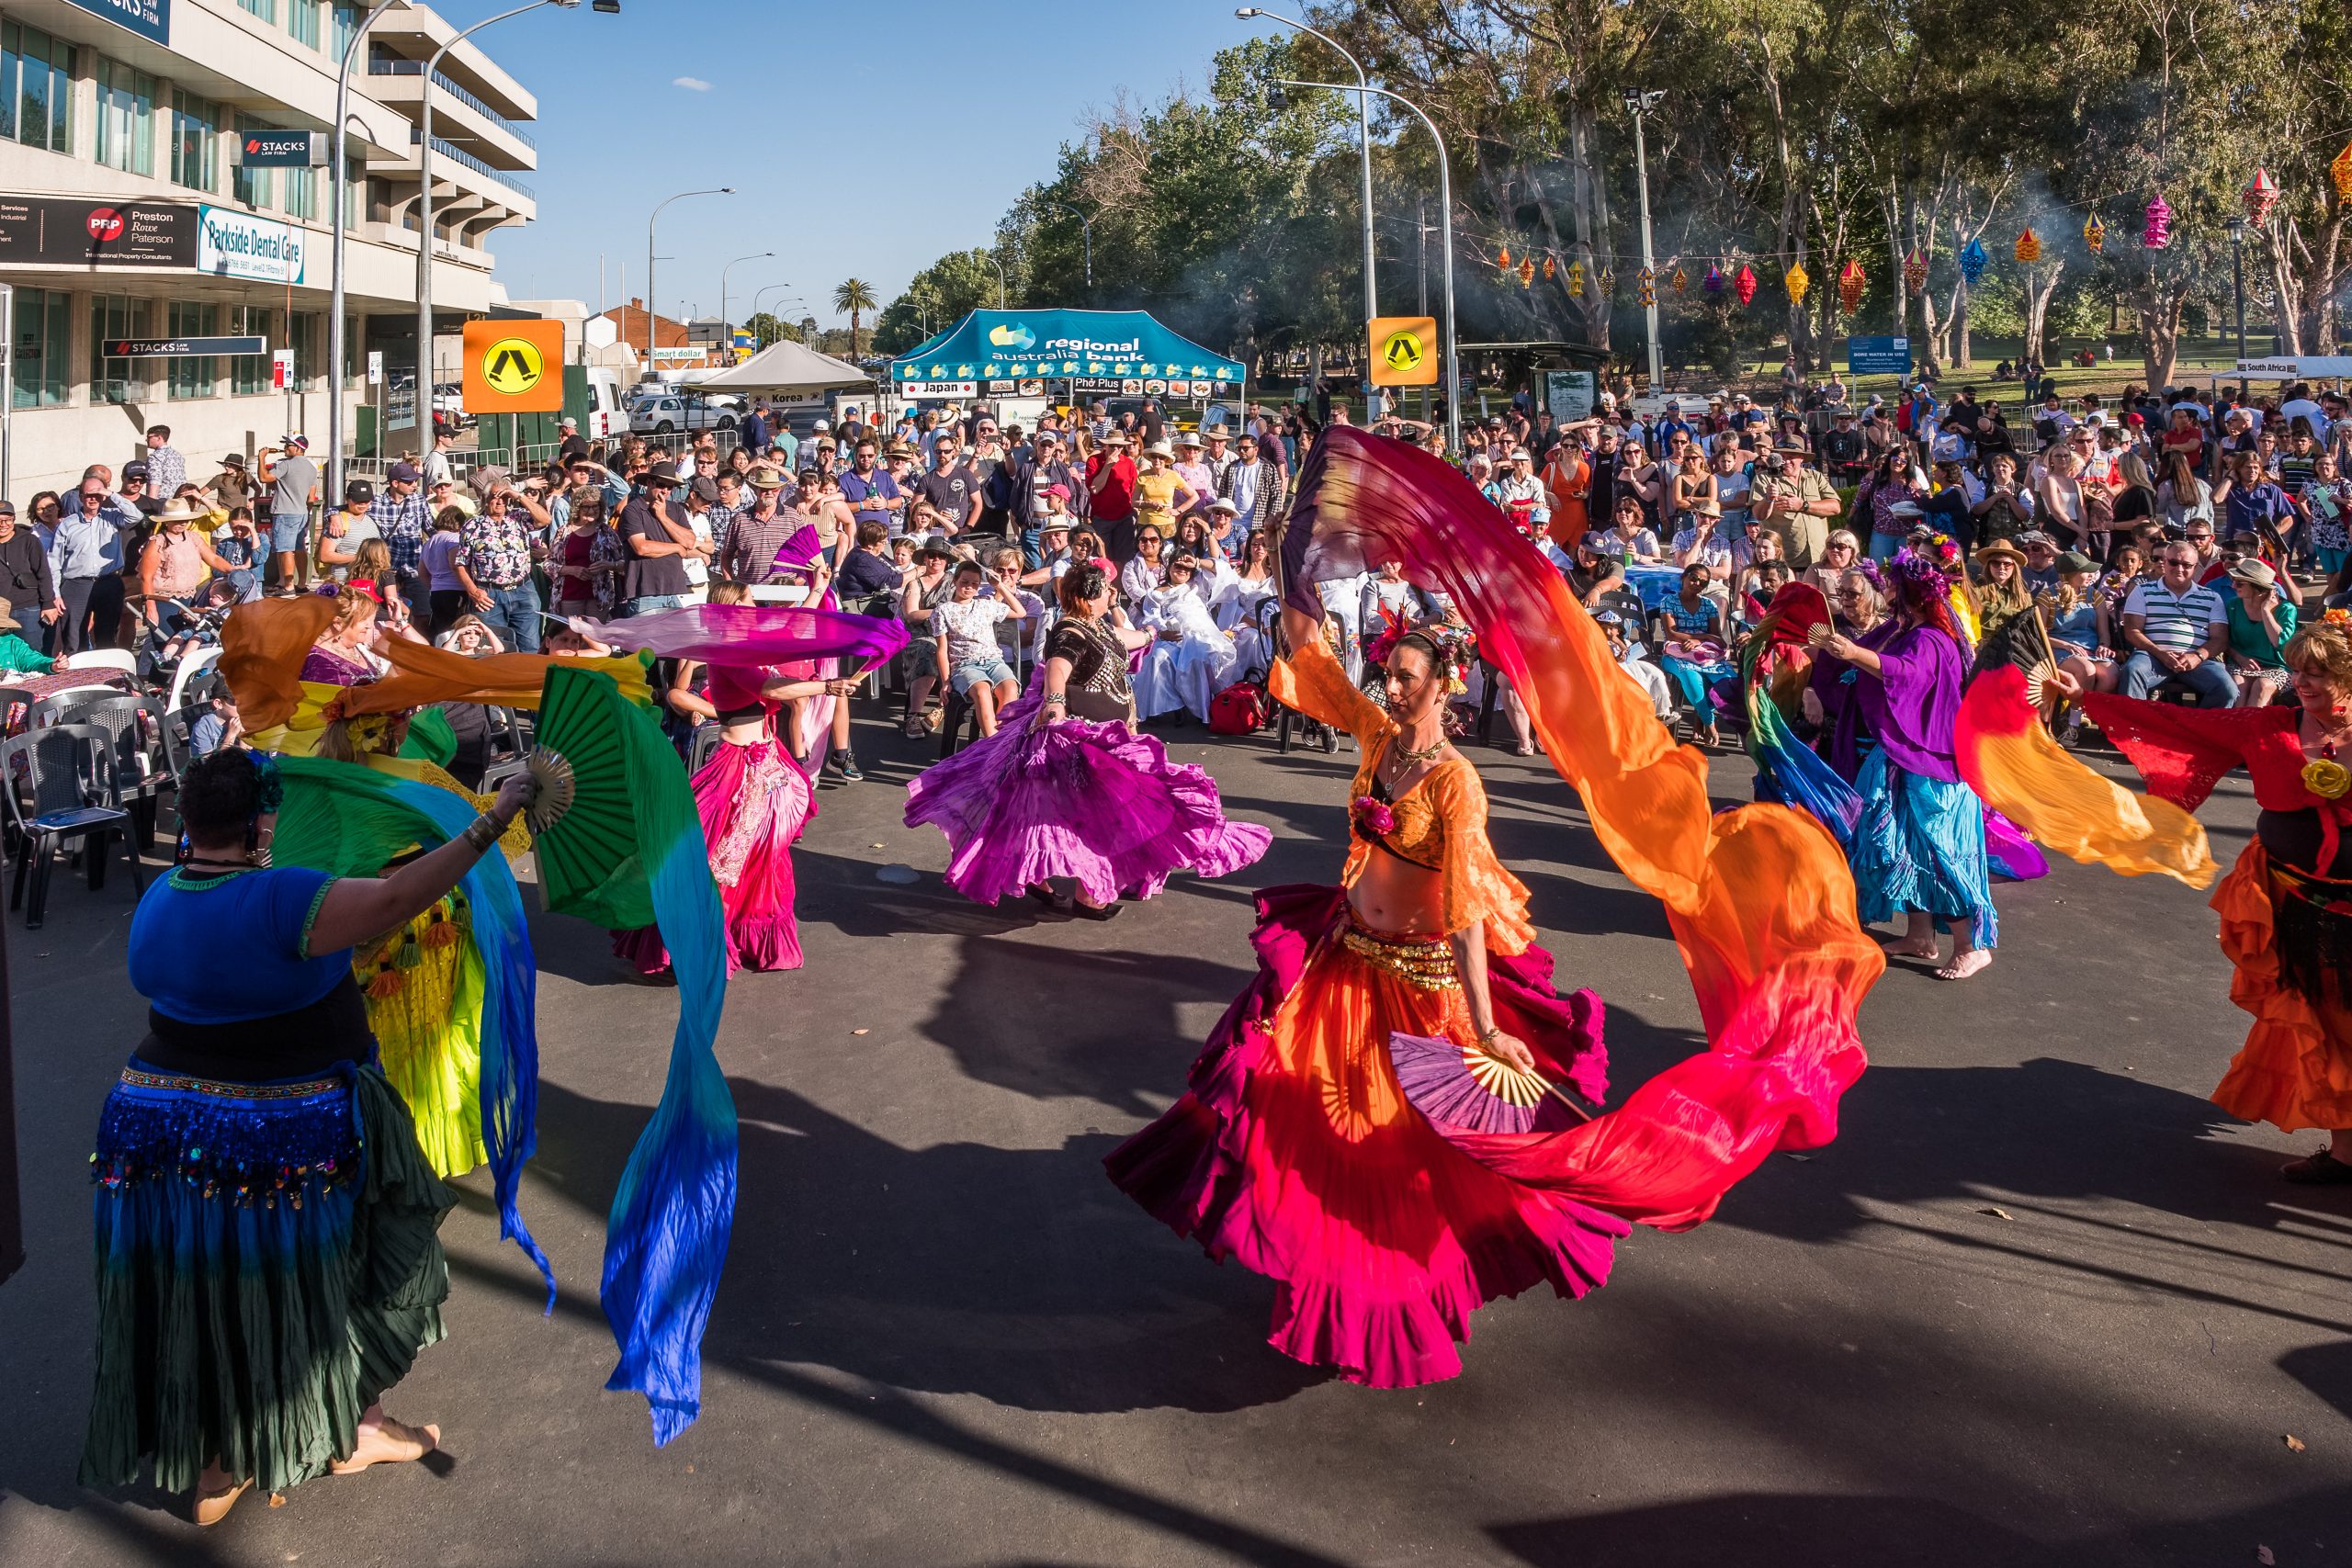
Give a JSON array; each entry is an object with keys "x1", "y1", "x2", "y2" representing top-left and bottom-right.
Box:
[{"x1": 1, "y1": 708, "x2": 2347, "y2": 1568}]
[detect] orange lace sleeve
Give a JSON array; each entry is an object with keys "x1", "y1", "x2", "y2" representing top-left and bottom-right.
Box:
[
  {"x1": 1430, "y1": 761, "x2": 1536, "y2": 954},
  {"x1": 1268, "y1": 633, "x2": 1391, "y2": 746}
]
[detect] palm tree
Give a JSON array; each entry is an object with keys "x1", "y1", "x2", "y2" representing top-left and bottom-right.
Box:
[{"x1": 833, "y1": 278, "x2": 876, "y2": 362}]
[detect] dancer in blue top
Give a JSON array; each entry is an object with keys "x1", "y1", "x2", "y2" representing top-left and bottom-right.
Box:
[{"x1": 82, "y1": 748, "x2": 537, "y2": 1525}]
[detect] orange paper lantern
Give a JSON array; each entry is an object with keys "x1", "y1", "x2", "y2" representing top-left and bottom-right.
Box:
[
  {"x1": 2334, "y1": 141, "x2": 2352, "y2": 206},
  {"x1": 1497, "y1": 243, "x2": 1512, "y2": 271},
  {"x1": 1543, "y1": 254, "x2": 1556, "y2": 280},
  {"x1": 2014, "y1": 227, "x2": 2041, "y2": 263},
  {"x1": 2082, "y1": 214, "x2": 2105, "y2": 254},
  {"x1": 1519, "y1": 258, "x2": 1536, "y2": 288},
  {"x1": 1837, "y1": 257, "x2": 1866, "y2": 314}
]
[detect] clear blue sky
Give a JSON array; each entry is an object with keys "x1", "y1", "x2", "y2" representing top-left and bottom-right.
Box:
[{"x1": 461, "y1": 0, "x2": 1272, "y2": 326}]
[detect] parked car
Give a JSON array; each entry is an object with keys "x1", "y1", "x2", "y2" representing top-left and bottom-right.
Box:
[
  {"x1": 627, "y1": 389, "x2": 741, "y2": 435},
  {"x1": 432, "y1": 381, "x2": 470, "y2": 430}
]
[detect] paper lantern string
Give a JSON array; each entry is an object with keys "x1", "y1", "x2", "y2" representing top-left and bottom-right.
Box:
[
  {"x1": 1543, "y1": 254, "x2": 1556, "y2": 280},
  {"x1": 1636, "y1": 265, "x2": 1656, "y2": 308},
  {"x1": 1669, "y1": 265, "x2": 1689, "y2": 292},
  {"x1": 1785, "y1": 260, "x2": 1810, "y2": 304},
  {"x1": 2143, "y1": 191, "x2": 2173, "y2": 250},
  {"x1": 1903, "y1": 249, "x2": 1928, "y2": 295},
  {"x1": 1518, "y1": 257, "x2": 1536, "y2": 288},
  {"x1": 2334, "y1": 141, "x2": 2352, "y2": 206},
  {"x1": 1703, "y1": 263, "x2": 1725, "y2": 294},
  {"x1": 1566, "y1": 259, "x2": 1586, "y2": 298},
  {"x1": 2014, "y1": 227, "x2": 2041, "y2": 263},
  {"x1": 1958, "y1": 238, "x2": 1988, "y2": 285},
  {"x1": 1497, "y1": 243, "x2": 1512, "y2": 271},
  {"x1": 1734, "y1": 264, "x2": 1758, "y2": 307},
  {"x1": 1599, "y1": 267, "x2": 1616, "y2": 294},
  {"x1": 2083, "y1": 214, "x2": 2105, "y2": 254},
  {"x1": 1837, "y1": 258, "x2": 1866, "y2": 315}
]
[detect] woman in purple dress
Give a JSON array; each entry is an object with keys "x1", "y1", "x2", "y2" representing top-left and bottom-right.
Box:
[
  {"x1": 905, "y1": 563, "x2": 1270, "y2": 917},
  {"x1": 1805, "y1": 547, "x2": 1999, "y2": 979}
]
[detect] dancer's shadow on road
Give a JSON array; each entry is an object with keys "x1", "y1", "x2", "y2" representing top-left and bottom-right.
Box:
[{"x1": 527, "y1": 1075, "x2": 1323, "y2": 1416}]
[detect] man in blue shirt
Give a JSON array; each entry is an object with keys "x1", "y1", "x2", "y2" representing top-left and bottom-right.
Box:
[
  {"x1": 368, "y1": 460, "x2": 430, "y2": 608},
  {"x1": 42, "y1": 480, "x2": 140, "y2": 654},
  {"x1": 742, "y1": 401, "x2": 771, "y2": 458},
  {"x1": 836, "y1": 438, "x2": 905, "y2": 536}
]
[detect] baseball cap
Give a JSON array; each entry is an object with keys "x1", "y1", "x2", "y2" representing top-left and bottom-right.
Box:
[
  {"x1": 345, "y1": 479, "x2": 375, "y2": 505},
  {"x1": 123, "y1": 462, "x2": 150, "y2": 480},
  {"x1": 689, "y1": 476, "x2": 721, "y2": 503},
  {"x1": 388, "y1": 460, "x2": 421, "y2": 483}
]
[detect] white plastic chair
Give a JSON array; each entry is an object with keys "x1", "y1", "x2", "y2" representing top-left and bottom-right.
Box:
[
  {"x1": 166, "y1": 644, "x2": 222, "y2": 714},
  {"x1": 62, "y1": 649, "x2": 138, "y2": 674}
]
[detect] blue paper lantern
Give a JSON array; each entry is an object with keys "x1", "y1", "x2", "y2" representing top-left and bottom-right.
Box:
[{"x1": 1958, "y1": 238, "x2": 1989, "y2": 285}]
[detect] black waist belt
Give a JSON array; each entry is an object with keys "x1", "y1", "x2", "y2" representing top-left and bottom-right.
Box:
[{"x1": 138, "y1": 972, "x2": 376, "y2": 1081}]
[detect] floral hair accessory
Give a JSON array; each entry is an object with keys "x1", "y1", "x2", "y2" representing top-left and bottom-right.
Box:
[
  {"x1": 245, "y1": 749, "x2": 285, "y2": 815},
  {"x1": 1888, "y1": 548, "x2": 1947, "y2": 596}
]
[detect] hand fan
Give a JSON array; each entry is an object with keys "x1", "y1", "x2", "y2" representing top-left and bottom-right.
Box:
[
  {"x1": 523, "y1": 663, "x2": 652, "y2": 929},
  {"x1": 1388, "y1": 1032, "x2": 1595, "y2": 1135}
]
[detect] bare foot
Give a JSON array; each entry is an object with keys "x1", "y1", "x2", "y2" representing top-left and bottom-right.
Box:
[
  {"x1": 1935, "y1": 949, "x2": 1993, "y2": 981},
  {"x1": 1882, "y1": 937, "x2": 1940, "y2": 961},
  {"x1": 331, "y1": 1416, "x2": 440, "y2": 1475}
]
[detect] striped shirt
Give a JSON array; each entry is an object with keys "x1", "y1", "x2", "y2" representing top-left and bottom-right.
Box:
[{"x1": 2121, "y1": 578, "x2": 2227, "y2": 654}]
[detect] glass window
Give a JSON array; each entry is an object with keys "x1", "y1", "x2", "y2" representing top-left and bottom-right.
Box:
[
  {"x1": 283, "y1": 164, "x2": 317, "y2": 222},
  {"x1": 332, "y1": 3, "x2": 363, "y2": 60},
  {"x1": 90, "y1": 294, "x2": 141, "y2": 405},
  {"x1": 170, "y1": 90, "x2": 217, "y2": 192},
  {"x1": 238, "y1": 0, "x2": 277, "y2": 22},
  {"x1": 232, "y1": 118, "x2": 273, "y2": 208},
  {"x1": 168, "y1": 301, "x2": 220, "y2": 401},
  {"x1": 9, "y1": 23, "x2": 73, "y2": 155},
  {"x1": 95, "y1": 58, "x2": 156, "y2": 175},
  {"x1": 13, "y1": 288, "x2": 72, "y2": 409},
  {"x1": 232, "y1": 307, "x2": 273, "y2": 396},
  {"x1": 287, "y1": 0, "x2": 320, "y2": 49}
]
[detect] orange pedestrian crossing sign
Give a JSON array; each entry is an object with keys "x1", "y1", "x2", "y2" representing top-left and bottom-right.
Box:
[
  {"x1": 462, "y1": 318, "x2": 564, "y2": 413},
  {"x1": 1368, "y1": 316, "x2": 1438, "y2": 387}
]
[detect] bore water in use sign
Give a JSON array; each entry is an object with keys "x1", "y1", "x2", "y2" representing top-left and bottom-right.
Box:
[{"x1": 197, "y1": 206, "x2": 304, "y2": 286}]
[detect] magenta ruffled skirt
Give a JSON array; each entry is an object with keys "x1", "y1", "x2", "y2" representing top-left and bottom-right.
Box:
[
  {"x1": 903, "y1": 692, "x2": 1271, "y2": 907},
  {"x1": 616, "y1": 733, "x2": 813, "y2": 975},
  {"x1": 1105, "y1": 884, "x2": 1626, "y2": 1388}
]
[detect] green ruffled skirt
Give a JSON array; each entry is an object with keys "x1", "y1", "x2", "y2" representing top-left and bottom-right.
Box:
[{"x1": 80, "y1": 1061, "x2": 455, "y2": 1495}]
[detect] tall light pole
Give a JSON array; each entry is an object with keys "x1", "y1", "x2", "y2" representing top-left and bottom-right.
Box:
[
  {"x1": 986, "y1": 248, "x2": 1008, "y2": 310},
  {"x1": 1276, "y1": 77, "x2": 1456, "y2": 453},
  {"x1": 646, "y1": 187, "x2": 732, "y2": 371},
  {"x1": 1242, "y1": 8, "x2": 1376, "y2": 326},
  {"x1": 1048, "y1": 202, "x2": 1093, "y2": 289},
  {"x1": 1623, "y1": 87, "x2": 1666, "y2": 393},
  {"x1": 413, "y1": 0, "x2": 604, "y2": 438},
  {"x1": 2227, "y1": 217, "x2": 2249, "y2": 401},
  {"x1": 718, "y1": 251, "x2": 773, "y2": 342},
  {"x1": 330, "y1": 1, "x2": 404, "y2": 505}
]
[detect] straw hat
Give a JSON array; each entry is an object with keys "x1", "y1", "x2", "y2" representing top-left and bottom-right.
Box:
[
  {"x1": 1973, "y1": 539, "x2": 2028, "y2": 567},
  {"x1": 1142, "y1": 440, "x2": 1175, "y2": 460}
]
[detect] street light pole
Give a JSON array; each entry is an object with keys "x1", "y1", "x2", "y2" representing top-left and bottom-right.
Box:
[
  {"x1": 718, "y1": 250, "x2": 774, "y2": 344},
  {"x1": 1049, "y1": 203, "x2": 1093, "y2": 289},
  {"x1": 330, "y1": 1, "x2": 404, "y2": 507},
  {"x1": 2228, "y1": 218, "x2": 2249, "y2": 402},
  {"x1": 986, "y1": 248, "x2": 1007, "y2": 310},
  {"x1": 646, "y1": 187, "x2": 732, "y2": 372},
  {"x1": 1277, "y1": 76, "x2": 1456, "y2": 454},
  {"x1": 1623, "y1": 87, "x2": 1666, "y2": 393},
  {"x1": 1243, "y1": 8, "x2": 1376, "y2": 326},
  {"x1": 413, "y1": 0, "x2": 596, "y2": 444}
]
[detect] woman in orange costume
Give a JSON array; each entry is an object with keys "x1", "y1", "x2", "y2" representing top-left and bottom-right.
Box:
[
  {"x1": 1106, "y1": 604, "x2": 1620, "y2": 1388},
  {"x1": 2073, "y1": 616, "x2": 2352, "y2": 1182}
]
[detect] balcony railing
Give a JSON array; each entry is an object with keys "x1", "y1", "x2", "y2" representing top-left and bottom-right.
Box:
[
  {"x1": 368, "y1": 56, "x2": 537, "y2": 149},
  {"x1": 413, "y1": 133, "x2": 535, "y2": 200}
]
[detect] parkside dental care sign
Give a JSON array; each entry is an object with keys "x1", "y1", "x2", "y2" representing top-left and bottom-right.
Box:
[{"x1": 197, "y1": 206, "x2": 304, "y2": 287}]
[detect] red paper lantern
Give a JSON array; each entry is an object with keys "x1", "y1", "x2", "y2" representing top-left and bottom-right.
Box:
[
  {"x1": 1733, "y1": 264, "x2": 1758, "y2": 306},
  {"x1": 2334, "y1": 142, "x2": 2352, "y2": 206},
  {"x1": 2244, "y1": 167, "x2": 2280, "y2": 226},
  {"x1": 1497, "y1": 243, "x2": 1512, "y2": 271},
  {"x1": 1518, "y1": 258, "x2": 1536, "y2": 288},
  {"x1": 1837, "y1": 257, "x2": 1866, "y2": 314}
]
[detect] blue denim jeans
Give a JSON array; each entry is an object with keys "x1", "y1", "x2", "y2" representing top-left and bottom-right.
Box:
[
  {"x1": 621, "y1": 593, "x2": 684, "y2": 618},
  {"x1": 2120, "y1": 649, "x2": 2236, "y2": 707},
  {"x1": 478, "y1": 580, "x2": 542, "y2": 652}
]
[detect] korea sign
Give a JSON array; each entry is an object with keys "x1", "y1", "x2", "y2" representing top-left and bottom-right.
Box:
[
  {"x1": 1368, "y1": 316, "x2": 1439, "y2": 388},
  {"x1": 461, "y1": 318, "x2": 564, "y2": 413},
  {"x1": 237, "y1": 130, "x2": 325, "y2": 168}
]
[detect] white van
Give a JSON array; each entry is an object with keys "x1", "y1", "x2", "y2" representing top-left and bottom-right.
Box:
[{"x1": 577, "y1": 367, "x2": 628, "y2": 441}]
